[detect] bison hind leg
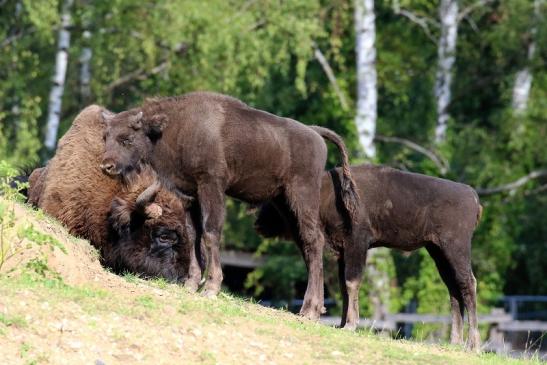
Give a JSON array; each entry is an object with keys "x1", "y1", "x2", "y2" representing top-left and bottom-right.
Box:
[
  {"x1": 284, "y1": 179, "x2": 325, "y2": 321},
  {"x1": 426, "y1": 241, "x2": 480, "y2": 351}
]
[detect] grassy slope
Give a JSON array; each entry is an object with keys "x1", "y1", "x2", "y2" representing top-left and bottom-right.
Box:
[{"x1": 0, "y1": 198, "x2": 541, "y2": 365}]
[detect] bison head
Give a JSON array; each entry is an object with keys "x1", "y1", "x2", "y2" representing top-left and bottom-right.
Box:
[
  {"x1": 106, "y1": 171, "x2": 197, "y2": 283},
  {"x1": 100, "y1": 109, "x2": 167, "y2": 177}
]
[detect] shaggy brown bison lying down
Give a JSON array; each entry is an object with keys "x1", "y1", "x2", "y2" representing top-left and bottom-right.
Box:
[
  {"x1": 101, "y1": 91, "x2": 359, "y2": 320},
  {"x1": 255, "y1": 164, "x2": 483, "y2": 350},
  {"x1": 28, "y1": 105, "x2": 202, "y2": 285}
]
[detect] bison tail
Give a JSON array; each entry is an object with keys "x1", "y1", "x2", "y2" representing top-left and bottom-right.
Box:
[{"x1": 309, "y1": 126, "x2": 360, "y2": 224}]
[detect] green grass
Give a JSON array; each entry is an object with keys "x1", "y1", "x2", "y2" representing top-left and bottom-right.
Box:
[{"x1": 0, "y1": 313, "x2": 28, "y2": 328}]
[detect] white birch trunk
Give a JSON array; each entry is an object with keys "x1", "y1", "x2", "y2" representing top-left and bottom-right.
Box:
[
  {"x1": 365, "y1": 247, "x2": 392, "y2": 321},
  {"x1": 79, "y1": 30, "x2": 92, "y2": 102},
  {"x1": 354, "y1": 0, "x2": 377, "y2": 158},
  {"x1": 512, "y1": 0, "x2": 541, "y2": 113},
  {"x1": 355, "y1": 0, "x2": 391, "y2": 321},
  {"x1": 434, "y1": 0, "x2": 459, "y2": 144},
  {"x1": 44, "y1": 0, "x2": 74, "y2": 152}
]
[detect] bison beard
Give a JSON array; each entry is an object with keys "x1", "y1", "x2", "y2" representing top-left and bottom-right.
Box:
[
  {"x1": 27, "y1": 105, "x2": 203, "y2": 286},
  {"x1": 101, "y1": 91, "x2": 359, "y2": 321},
  {"x1": 256, "y1": 164, "x2": 483, "y2": 351}
]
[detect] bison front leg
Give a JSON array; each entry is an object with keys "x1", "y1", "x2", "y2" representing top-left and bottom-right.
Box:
[
  {"x1": 184, "y1": 243, "x2": 203, "y2": 293},
  {"x1": 197, "y1": 181, "x2": 226, "y2": 298},
  {"x1": 182, "y1": 208, "x2": 204, "y2": 293}
]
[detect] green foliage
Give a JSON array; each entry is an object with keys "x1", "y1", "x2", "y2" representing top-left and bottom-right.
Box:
[
  {"x1": 402, "y1": 250, "x2": 451, "y2": 340},
  {"x1": 222, "y1": 199, "x2": 263, "y2": 252},
  {"x1": 244, "y1": 237, "x2": 307, "y2": 301},
  {"x1": 0, "y1": 160, "x2": 29, "y2": 202}
]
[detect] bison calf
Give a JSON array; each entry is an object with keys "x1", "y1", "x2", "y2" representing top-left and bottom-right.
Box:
[
  {"x1": 256, "y1": 164, "x2": 482, "y2": 350},
  {"x1": 28, "y1": 105, "x2": 202, "y2": 285}
]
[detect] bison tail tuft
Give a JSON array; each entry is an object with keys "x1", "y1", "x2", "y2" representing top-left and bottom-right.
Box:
[{"x1": 309, "y1": 126, "x2": 360, "y2": 225}]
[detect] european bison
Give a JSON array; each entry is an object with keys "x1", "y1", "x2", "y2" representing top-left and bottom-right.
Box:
[
  {"x1": 28, "y1": 105, "x2": 202, "y2": 285},
  {"x1": 255, "y1": 164, "x2": 482, "y2": 350},
  {"x1": 101, "y1": 92, "x2": 358, "y2": 319}
]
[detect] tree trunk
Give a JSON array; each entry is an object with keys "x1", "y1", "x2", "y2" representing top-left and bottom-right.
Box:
[
  {"x1": 355, "y1": 0, "x2": 391, "y2": 321},
  {"x1": 354, "y1": 0, "x2": 377, "y2": 158},
  {"x1": 79, "y1": 31, "x2": 92, "y2": 103},
  {"x1": 434, "y1": 0, "x2": 459, "y2": 144},
  {"x1": 44, "y1": 0, "x2": 74, "y2": 152},
  {"x1": 512, "y1": 0, "x2": 541, "y2": 114}
]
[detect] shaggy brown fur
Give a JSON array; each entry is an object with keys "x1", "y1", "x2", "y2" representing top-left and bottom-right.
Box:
[
  {"x1": 28, "y1": 105, "x2": 203, "y2": 286},
  {"x1": 255, "y1": 164, "x2": 483, "y2": 350},
  {"x1": 27, "y1": 166, "x2": 46, "y2": 206},
  {"x1": 101, "y1": 91, "x2": 359, "y2": 319}
]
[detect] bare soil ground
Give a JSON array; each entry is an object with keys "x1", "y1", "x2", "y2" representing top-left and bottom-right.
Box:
[{"x1": 0, "y1": 198, "x2": 541, "y2": 364}]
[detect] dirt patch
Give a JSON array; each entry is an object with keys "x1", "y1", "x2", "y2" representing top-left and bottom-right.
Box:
[{"x1": 2, "y1": 199, "x2": 108, "y2": 284}]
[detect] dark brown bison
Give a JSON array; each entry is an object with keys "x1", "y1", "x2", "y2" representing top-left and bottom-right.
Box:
[
  {"x1": 100, "y1": 91, "x2": 358, "y2": 319},
  {"x1": 28, "y1": 105, "x2": 203, "y2": 285},
  {"x1": 255, "y1": 164, "x2": 482, "y2": 350}
]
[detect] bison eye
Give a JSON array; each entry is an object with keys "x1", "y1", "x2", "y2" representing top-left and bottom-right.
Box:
[
  {"x1": 154, "y1": 230, "x2": 178, "y2": 246},
  {"x1": 121, "y1": 138, "x2": 132, "y2": 146}
]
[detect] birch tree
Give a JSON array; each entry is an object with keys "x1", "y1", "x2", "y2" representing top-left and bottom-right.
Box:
[
  {"x1": 44, "y1": 0, "x2": 74, "y2": 153},
  {"x1": 79, "y1": 8, "x2": 92, "y2": 104},
  {"x1": 434, "y1": 0, "x2": 459, "y2": 144},
  {"x1": 512, "y1": 0, "x2": 542, "y2": 113},
  {"x1": 354, "y1": 0, "x2": 393, "y2": 321},
  {"x1": 354, "y1": 0, "x2": 377, "y2": 158}
]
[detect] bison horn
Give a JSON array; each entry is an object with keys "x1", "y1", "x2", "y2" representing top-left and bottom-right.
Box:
[
  {"x1": 130, "y1": 111, "x2": 143, "y2": 130},
  {"x1": 136, "y1": 180, "x2": 162, "y2": 212},
  {"x1": 144, "y1": 203, "x2": 163, "y2": 219}
]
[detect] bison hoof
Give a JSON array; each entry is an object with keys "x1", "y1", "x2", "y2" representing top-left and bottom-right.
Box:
[
  {"x1": 298, "y1": 308, "x2": 321, "y2": 321},
  {"x1": 183, "y1": 280, "x2": 200, "y2": 293},
  {"x1": 466, "y1": 340, "x2": 482, "y2": 353},
  {"x1": 200, "y1": 288, "x2": 219, "y2": 298},
  {"x1": 342, "y1": 323, "x2": 357, "y2": 331}
]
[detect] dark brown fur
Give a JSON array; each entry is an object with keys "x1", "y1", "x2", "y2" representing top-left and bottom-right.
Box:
[
  {"x1": 101, "y1": 92, "x2": 359, "y2": 319},
  {"x1": 28, "y1": 105, "x2": 203, "y2": 286},
  {"x1": 256, "y1": 164, "x2": 482, "y2": 350}
]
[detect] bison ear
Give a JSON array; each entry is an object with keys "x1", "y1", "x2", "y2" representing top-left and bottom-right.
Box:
[
  {"x1": 110, "y1": 197, "x2": 132, "y2": 235},
  {"x1": 129, "y1": 111, "x2": 143, "y2": 130},
  {"x1": 101, "y1": 109, "x2": 115, "y2": 124},
  {"x1": 145, "y1": 203, "x2": 163, "y2": 219},
  {"x1": 147, "y1": 113, "x2": 167, "y2": 139}
]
